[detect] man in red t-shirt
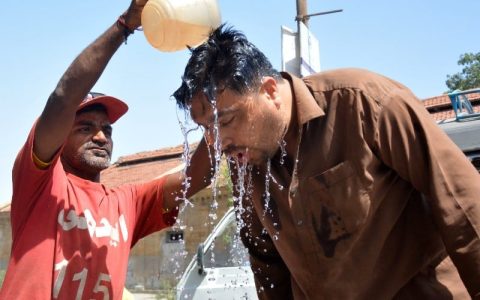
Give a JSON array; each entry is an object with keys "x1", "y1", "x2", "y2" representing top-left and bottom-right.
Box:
[{"x1": 0, "y1": 0, "x2": 212, "y2": 299}]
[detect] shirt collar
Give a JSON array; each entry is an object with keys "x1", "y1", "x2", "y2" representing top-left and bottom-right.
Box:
[{"x1": 281, "y1": 72, "x2": 325, "y2": 126}]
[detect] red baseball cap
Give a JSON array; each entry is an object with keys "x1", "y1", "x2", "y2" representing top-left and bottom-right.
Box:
[{"x1": 77, "y1": 92, "x2": 129, "y2": 124}]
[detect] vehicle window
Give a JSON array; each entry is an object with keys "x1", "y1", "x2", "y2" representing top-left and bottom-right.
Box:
[
  {"x1": 470, "y1": 156, "x2": 480, "y2": 172},
  {"x1": 203, "y1": 217, "x2": 250, "y2": 268}
]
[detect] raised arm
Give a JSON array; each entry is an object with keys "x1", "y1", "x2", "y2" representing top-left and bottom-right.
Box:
[
  {"x1": 33, "y1": 0, "x2": 147, "y2": 163},
  {"x1": 163, "y1": 138, "x2": 214, "y2": 211}
]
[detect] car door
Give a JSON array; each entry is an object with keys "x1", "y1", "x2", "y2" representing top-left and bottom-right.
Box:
[{"x1": 176, "y1": 208, "x2": 258, "y2": 300}]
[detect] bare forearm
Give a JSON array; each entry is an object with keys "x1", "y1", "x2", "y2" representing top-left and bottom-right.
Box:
[
  {"x1": 34, "y1": 21, "x2": 127, "y2": 162},
  {"x1": 187, "y1": 139, "x2": 214, "y2": 196},
  {"x1": 52, "y1": 2, "x2": 144, "y2": 105},
  {"x1": 53, "y1": 23, "x2": 126, "y2": 106},
  {"x1": 163, "y1": 139, "x2": 214, "y2": 211}
]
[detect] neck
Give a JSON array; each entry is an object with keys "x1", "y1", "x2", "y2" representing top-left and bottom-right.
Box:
[{"x1": 61, "y1": 157, "x2": 101, "y2": 182}]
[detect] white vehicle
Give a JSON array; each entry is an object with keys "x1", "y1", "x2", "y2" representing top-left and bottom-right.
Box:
[
  {"x1": 438, "y1": 117, "x2": 480, "y2": 166},
  {"x1": 176, "y1": 207, "x2": 258, "y2": 300},
  {"x1": 439, "y1": 88, "x2": 480, "y2": 167}
]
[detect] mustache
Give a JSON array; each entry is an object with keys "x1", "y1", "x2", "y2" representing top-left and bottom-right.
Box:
[
  {"x1": 85, "y1": 142, "x2": 111, "y2": 154},
  {"x1": 223, "y1": 145, "x2": 242, "y2": 156}
]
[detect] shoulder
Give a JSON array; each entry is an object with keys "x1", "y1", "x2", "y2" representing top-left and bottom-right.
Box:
[
  {"x1": 13, "y1": 129, "x2": 65, "y2": 187},
  {"x1": 303, "y1": 68, "x2": 414, "y2": 104}
]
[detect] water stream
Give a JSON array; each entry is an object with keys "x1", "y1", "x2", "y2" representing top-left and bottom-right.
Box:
[{"x1": 173, "y1": 90, "x2": 288, "y2": 297}]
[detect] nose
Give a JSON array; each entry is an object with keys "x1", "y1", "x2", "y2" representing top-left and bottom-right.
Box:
[
  {"x1": 221, "y1": 137, "x2": 233, "y2": 152},
  {"x1": 203, "y1": 128, "x2": 232, "y2": 152},
  {"x1": 92, "y1": 130, "x2": 107, "y2": 144}
]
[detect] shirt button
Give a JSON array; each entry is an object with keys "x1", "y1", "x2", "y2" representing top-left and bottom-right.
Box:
[{"x1": 297, "y1": 220, "x2": 303, "y2": 226}]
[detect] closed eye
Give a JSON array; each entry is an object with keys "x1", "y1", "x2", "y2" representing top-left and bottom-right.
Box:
[{"x1": 219, "y1": 116, "x2": 235, "y2": 127}]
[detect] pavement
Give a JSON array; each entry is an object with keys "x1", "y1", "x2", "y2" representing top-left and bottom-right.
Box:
[{"x1": 132, "y1": 293, "x2": 158, "y2": 300}]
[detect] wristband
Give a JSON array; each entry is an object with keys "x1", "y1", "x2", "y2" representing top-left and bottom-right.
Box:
[{"x1": 117, "y1": 14, "x2": 135, "y2": 44}]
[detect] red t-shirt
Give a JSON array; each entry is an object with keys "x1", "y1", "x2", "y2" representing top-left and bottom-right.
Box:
[{"x1": 0, "y1": 125, "x2": 178, "y2": 299}]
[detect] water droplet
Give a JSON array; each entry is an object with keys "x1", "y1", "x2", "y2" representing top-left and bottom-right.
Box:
[
  {"x1": 278, "y1": 139, "x2": 287, "y2": 165},
  {"x1": 269, "y1": 172, "x2": 284, "y2": 191},
  {"x1": 263, "y1": 159, "x2": 271, "y2": 215}
]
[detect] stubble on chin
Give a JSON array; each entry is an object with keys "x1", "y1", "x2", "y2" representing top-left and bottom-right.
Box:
[
  {"x1": 245, "y1": 148, "x2": 273, "y2": 167},
  {"x1": 81, "y1": 152, "x2": 111, "y2": 171}
]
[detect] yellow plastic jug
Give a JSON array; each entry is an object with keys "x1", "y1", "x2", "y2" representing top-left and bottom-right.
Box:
[{"x1": 141, "y1": 0, "x2": 221, "y2": 52}]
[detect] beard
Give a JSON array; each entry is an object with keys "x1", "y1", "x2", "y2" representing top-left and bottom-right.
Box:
[
  {"x1": 70, "y1": 145, "x2": 112, "y2": 173},
  {"x1": 80, "y1": 151, "x2": 111, "y2": 171},
  {"x1": 225, "y1": 114, "x2": 286, "y2": 167},
  {"x1": 226, "y1": 146, "x2": 267, "y2": 166},
  {"x1": 255, "y1": 114, "x2": 287, "y2": 165},
  {"x1": 224, "y1": 141, "x2": 279, "y2": 167},
  {"x1": 61, "y1": 137, "x2": 114, "y2": 178}
]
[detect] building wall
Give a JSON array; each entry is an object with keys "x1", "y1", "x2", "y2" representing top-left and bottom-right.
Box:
[
  {"x1": 0, "y1": 212, "x2": 11, "y2": 271},
  {"x1": 125, "y1": 185, "x2": 232, "y2": 290}
]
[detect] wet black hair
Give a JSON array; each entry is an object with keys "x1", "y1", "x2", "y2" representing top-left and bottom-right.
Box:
[{"x1": 173, "y1": 24, "x2": 282, "y2": 109}]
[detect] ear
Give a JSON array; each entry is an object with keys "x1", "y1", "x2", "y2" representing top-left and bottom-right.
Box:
[{"x1": 260, "y1": 77, "x2": 281, "y2": 108}]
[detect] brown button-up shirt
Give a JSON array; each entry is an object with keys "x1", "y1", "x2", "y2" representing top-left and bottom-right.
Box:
[{"x1": 234, "y1": 69, "x2": 480, "y2": 299}]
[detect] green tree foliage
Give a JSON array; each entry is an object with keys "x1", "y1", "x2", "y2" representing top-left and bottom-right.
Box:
[
  {"x1": 0, "y1": 269, "x2": 5, "y2": 288},
  {"x1": 446, "y1": 52, "x2": 480, "y2": 92},
  {"x1": 219, "y1": 158, "x2": 234, "y2": 207}
]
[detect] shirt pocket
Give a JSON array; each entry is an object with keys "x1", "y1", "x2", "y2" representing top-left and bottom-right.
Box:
[{"x1": 305, "y1": 160, "x2": 371, "y2": 257}]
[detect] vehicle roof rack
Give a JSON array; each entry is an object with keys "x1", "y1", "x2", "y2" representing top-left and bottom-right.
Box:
[{"x1": 448, "y1": 88, "x2": 480, "y2": 121}]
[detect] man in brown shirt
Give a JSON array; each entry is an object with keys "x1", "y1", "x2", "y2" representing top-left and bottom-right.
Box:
[{"x1": 173, "y1": 25, "x2": 480, "y2": 299}]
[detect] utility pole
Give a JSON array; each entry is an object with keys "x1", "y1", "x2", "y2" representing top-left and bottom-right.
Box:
[
  {"x1": 296, "y1": 0, "x2": 309, "y2": 27},
  {"x1": 281, "y1": 0, "x2": 342, "y2": 76},
  {"x1": 296, "y1": 0, "x2": 343, "y2": 28}
]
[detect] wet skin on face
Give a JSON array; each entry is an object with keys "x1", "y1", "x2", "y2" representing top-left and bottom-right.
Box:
[
  {"x1": 190, "y1": 87, "x2": 286, "y2": 166},
  {"x1": 61, "y1": 110, "x2": 113, "y2": 179}
]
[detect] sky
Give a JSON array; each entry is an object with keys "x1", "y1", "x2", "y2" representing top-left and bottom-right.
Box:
[{"x1": 0, "y1": 0, "x2": 479, "y2": 206}]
